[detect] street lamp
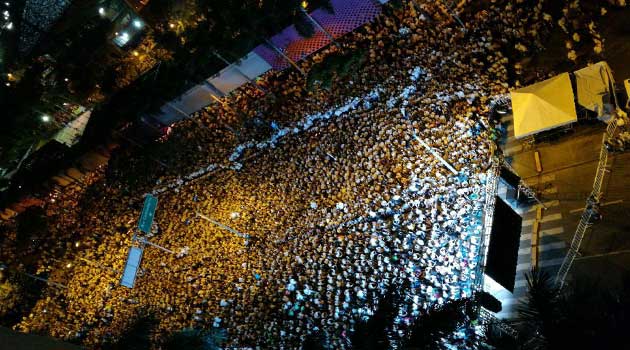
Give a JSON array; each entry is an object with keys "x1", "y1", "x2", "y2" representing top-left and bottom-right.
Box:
[
  {"x1": 41, "y1": 115, "x2": 51, "y2": 122},
  {"x1": 133, "y1": 19, "x2": 143, "y2": 29},
  {"x1": 98, "y1": 7, "x2": 105, "y2": 16}
]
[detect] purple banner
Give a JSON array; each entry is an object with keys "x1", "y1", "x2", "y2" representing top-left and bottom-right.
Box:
[{"x1": 254, "y1": 0, "x2": 382, "y2": 70}]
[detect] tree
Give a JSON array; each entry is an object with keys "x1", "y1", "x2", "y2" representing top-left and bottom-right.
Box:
[
  {"x1": 102, "y1": 314, "x2": 157, "y2": 350},
  {"x1": 163, "y1": 328, "x2": 226, "y2": 350},
  {"x1": 0, "y1": 276, "x2": 20, "y2": 317},
  {"x1": 350, "y1": 284, "x2": 405, "y2": 350},
  {"x1": 513, "y1": 268, "x2": 562, "y2": 349},
  {"x1": 405, "y1": 297, "x2": 480, "y2": 350},
  {"x1": 0, "y1": 268, "x2": 44, "y2": 326},
  {"x1": 513, "y1": 269, "x2": 630, "y2": 350},
  {"x1": 16, "y1": 206, "x2": 48, "y2": 249},
  {"x1": 302, "y1": 332, "x2": 327, "y2": 350}
]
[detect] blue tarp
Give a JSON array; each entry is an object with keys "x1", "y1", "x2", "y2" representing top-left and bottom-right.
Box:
[{"x1": 120, "y1": 246, "x2": 144, "y2": 288}]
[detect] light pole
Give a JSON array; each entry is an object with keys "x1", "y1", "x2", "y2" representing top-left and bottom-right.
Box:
[
  {"x1": 413, "y1": 134, "x2": 458, "y2": 175},
  {"x1": 299, "y1": 5, "x2": 339, "y2": 47},
  {"x1": 0, "y1": 263, "x2": 67, "y2": 289},
  {"x1": 133, "y1": 234, "x2": 177, "y2": 255},
  {"x1": 438, "y1": 0, "x2": 466, "y2": 31},
  {"x1": 196, "y1": 212, "x2": 250, "y2": 239}
]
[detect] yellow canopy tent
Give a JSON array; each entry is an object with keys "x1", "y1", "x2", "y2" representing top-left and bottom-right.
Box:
[
  {"x1": 574, "y1": 61, "x2": 616, "y2": 118},
  {"x1": 511, "y1": 73, "x2": 577, "y2": 139}
]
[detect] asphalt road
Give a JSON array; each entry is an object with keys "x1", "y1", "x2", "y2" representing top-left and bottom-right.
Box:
[{"x1": 508, "y1": 122, "x2": 630, "y2": 290}]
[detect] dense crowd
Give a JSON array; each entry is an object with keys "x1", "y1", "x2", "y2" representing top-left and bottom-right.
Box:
[
  {"x1": 18, "y1": 0, "x2": 71, "y2": 53},
  {"x1": 1, "y1": 0, "x2": 626, "y2": 349}
]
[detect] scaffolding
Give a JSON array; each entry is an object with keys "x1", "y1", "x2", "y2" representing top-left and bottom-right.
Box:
[
  {"x1": 478, "y1": 307, "x2": 518, "y2": 338},
  {"x1": 555, "y1": 119, "x2": 619, "y2": 288},
  {"x1": 474, "y1": 160, "x2": 501, "y2": 290}
]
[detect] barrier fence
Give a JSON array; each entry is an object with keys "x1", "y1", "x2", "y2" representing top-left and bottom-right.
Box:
[{"x1": 152, "y1": 0, "x2": 385, "y2": 125}]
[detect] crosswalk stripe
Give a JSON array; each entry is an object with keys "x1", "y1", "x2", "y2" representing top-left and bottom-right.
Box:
[
  {"x1": 516, "y1": 256, "x2": 564, "y2": 271},
  {"x1": 496, "y1": 311, "x2": 519, "y2": 320},
  {"x1": 515, "y1": 200, "x2": 560, "y2": 214},
  {"x1": 504, "y1": 144, "x2": 522, "y2": 155},
  {"x1": 520, "y1": 226, "x2": 565, "y2": 241},
  {"x1": 518, "y1": 241, "x2": 566, "y2": 255},
  {"x1": 524, "y1": 174, "x2": 555, "y2": 186},
  {"x1": 540, "y1": 226, "x2": 565, "y2": 236},
  {"x1": 514, "y1": 279, "x2": 528, "y2": 288},
  {"x1": 539, "y1": 257, "x2": 565, "y2": 267},
  {"x1": 499, "y1": 297, "x2": 526, "y2": 307},
  {"x1": 522, "y1": 213, "x2": 562, "y2": 227}
]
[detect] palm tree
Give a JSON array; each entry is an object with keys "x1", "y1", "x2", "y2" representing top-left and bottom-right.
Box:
[
  {"x1": 514, "y1": 268, "x2": 562, "y2": 350},
  {"x1": 510, "y1": 268, "x2": 630, "y2": 350}
]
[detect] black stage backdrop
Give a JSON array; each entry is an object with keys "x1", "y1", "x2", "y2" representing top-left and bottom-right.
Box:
[
  {"x1": 500, "y1": 166, "x2": 521, "y2": 189},
  {"x1": 485, "y1": 196, "x2": 522, "y2": 292}
]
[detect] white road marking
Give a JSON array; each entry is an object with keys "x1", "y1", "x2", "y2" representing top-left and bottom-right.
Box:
[
  {"x1": 504, "y1": 144, "x2": 523, "y2": 156},
  {"x1": 516, "y1": 256, "x2": 564, "y2": 271},
  {"x1": 524, "y1": 174, "x2": 556, "y2": 186},
  {"x1": 518, "y1": 241, "x2": 565, "y2": 255},
  {"x1": 569, "y1": 199, "x2": 624, "y2": 214},
  {"x1": 514, "y1": 279, "x2": 528, "y2": 288},
  {"x1": 496, "y1": 311, "x2": 519, "y2": 320},
  {"x1": 515, "y1": 200, "x2": 559, "y2": 214},
  {"x1": 522, "y1": 213, "x2": 562, "y2": 227},
  {"x1": 520, "y1": 226, "x2": 565, "y2": 241}
]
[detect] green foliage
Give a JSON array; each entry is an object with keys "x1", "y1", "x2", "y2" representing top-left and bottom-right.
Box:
[
  {"x1": 163, "y1": 328, "x2": 226, "y2": 350},
  {"x1": 405, "y1": 298, "x2": 479, "y2": 350},
  {"x1": 307, "y1": 49, "x2": 367, "y2": 90},
  {"x1": 513, "y1": 269, "x2": 630, "y2": 350},
  {"x1": 0, "y1": 66, "x2": 48, "y2": 171},
  {"x1": 350, "y1": 285, "x2": 402, "y2": 350},
  {"x1": 16, "y1": 207, "x2": 48, "y2": 246},
  {"x1": 0, "y1": 269, "x2": 43, "y2": 326},
  {"x1": 102, "y1": 315, "x2": 157, "y2": 350},
  {"x1": 0, "y1": 277, "x2": 19, "y2": 316},
  {"x1": 54, "y1": 17, "x2": 116, "y2": 100}
]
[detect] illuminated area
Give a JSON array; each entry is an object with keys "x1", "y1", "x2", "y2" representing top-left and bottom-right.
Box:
[{"x1": 1, "y1": 0, "x2": 630, "y2": 349}]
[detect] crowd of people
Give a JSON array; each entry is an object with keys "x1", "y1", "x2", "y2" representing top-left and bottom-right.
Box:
[
  {"x1": 18, "y1": 0, "x2": 72, "y2": 53},
  {"x1": 1, "y1": 0, "x2": 626, "y2": 349}
]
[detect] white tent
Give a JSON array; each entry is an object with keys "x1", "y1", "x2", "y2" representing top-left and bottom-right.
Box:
[{"x1": 574, "y1": 61, "x2": 616, "y2": 119}]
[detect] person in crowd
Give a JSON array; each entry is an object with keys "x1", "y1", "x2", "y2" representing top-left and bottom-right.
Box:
[{"x1": 1, "y1": 0, "x2": 621, "y2": 348}]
